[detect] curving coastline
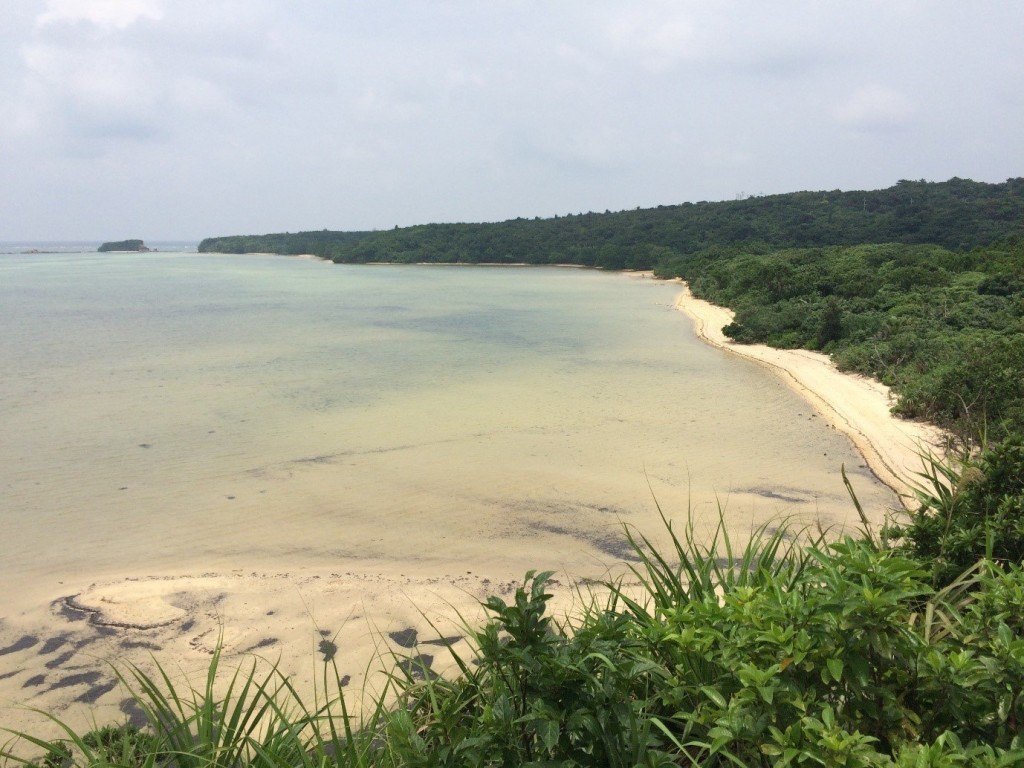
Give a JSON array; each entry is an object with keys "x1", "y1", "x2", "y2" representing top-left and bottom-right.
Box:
[{"x1": 670, "y1": 281, "x2": 946, "y2": 506}]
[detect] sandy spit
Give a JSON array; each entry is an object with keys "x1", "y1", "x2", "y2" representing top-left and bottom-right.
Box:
[{"x1": 669, "y1": 281, "x2": 945, "y2": 504}]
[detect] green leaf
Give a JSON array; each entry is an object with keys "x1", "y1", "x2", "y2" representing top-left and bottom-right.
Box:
[
  {"x1": 700, "y1": 686, "x2": 728, "y2": 709},
  {"x1": 826, "y1": 658, "x2": 844, "y2": 681},
  {"x1": 536, "y1": 718, "x2": 559, "y2": 752}
]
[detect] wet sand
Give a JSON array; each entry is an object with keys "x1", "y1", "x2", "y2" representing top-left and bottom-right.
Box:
[{"x1": 0, "y1": 258, "x2": 901, "y2": 745}]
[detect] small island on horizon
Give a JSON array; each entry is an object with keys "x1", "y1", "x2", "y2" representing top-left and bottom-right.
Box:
[{"x1": 98, "y1": 239, "x2": 150, "y2": 252}]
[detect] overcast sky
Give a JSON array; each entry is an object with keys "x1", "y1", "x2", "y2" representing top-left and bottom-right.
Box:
[{"x1": 2, "y1": 1, "x2": 1022, "y2": 240}]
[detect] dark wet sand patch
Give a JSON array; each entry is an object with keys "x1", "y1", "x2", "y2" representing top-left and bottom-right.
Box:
[
  {"x1": 48, "y1": 671, "x2": 102, "y2": 691},
  {"x1": 764, "y1": 525, "x2": 798, "y2": 541},
  {"x1": 388, "y1": 628, "x2": 418, "y2": 648},
  {"x1": 120, "y1": 640, "x2": 162, "y2": 651},
  {"x1": 23, "y1": 674, "x2": 46, "y2": 688},
  {"x1": 77, "y1": 679, "x2": 118, "y2": 704},
  {"x1": 60, "y1": 595, "x2": 175, "y2": 631},
  {"x1": 528, "y1": 520, "x2": 639, "y2": 562},
  {"x1": 0, "y1": 669, "x2": 22, "y2": 681},
  {"x1": 294, "y1": 454, "x2": 337, "y2": 465},
  {"x1": 588, "y1": 532, "x2": 641, "y2": 562},
  {"x1": 242, "y1": 638, "x2": 278, "y2": 653},
  {"x1": 503, "y1": 498, "x2": 634, "y2": 519},
  {"x1": 396, "y1": 654, "x2": 436, "y2": 681},
  {"x1": 0, "y1": 635, "x2": 39, "y2": 655},
  {"x1": 45, "y1": 650, "x2": 75, "y2": 669},
  {"x1": 53, "y1": 596, "x2": 90, "y2": 622},
  {"x1": 421, "y1": 635, "x2": 463, "y2": 647},
  {"x1": 740, "y1": 487, "x2": 812, "y2": 504},
  {"x1": 39, "y1": 633, "x2": 74, "y2": 655}
]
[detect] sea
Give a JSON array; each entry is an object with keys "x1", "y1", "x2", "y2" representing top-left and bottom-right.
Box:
[{"x1": 0, "y1": 245, "x2": 896, "y2": 732}]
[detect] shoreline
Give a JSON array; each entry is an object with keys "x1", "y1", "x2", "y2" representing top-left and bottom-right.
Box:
[
  {"x1": 194, "y1": 253, "x2": 941, "y2": 503},
  {"x1": 221, "y1": 253, "x2": 941, "y2": 503},
  {"x1": 0, "y1": 259, "x2": 917, "y2": 741},
  {"x1": 667, "y1": 280, "x2": 945, "y2": 505}
]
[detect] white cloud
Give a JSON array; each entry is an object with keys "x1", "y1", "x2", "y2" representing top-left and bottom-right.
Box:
[
  {"x1": 169, "y1": 75, "x2": 224, "y2": 112},
  {"x1": 0, "y1": 1, "x2": 1020, "y2": 239},
  {"x1": 37, "y1": 0, "x2": 163, "y2": 31},
  {"x1": 23, "y1": 43, "x2": 149, "y2": 105},
  {"x1": 833, "y1": 85, "x2": 915, "y2": 130},
  {"x1": 355, "y1": 87, "x2": 424, "y2": 124},
  {"x1": 604, "y1": 5, "x2": 696, "y2": 72},
  {"x1": 444, "y1": 69, "x2": 486, "y2": 90},
  {"x1": 553, "y1": 43, "x2": 604, "y2": 75},
  {"x1": 4, "y1": 0, "x2": 315, "y2": 156},
  {"x1": 700, "y1": 147, "x2": 753, "y2": 169}
]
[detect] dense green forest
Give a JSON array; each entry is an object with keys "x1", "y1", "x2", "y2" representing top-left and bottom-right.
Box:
[
  {"x1": 97, "y1": 239, "x2": 148, "y2": 252},
  {"x1": 658, "y1": 237, "x2": 1024, "y2": 441},
  {"x1": 199, "y1": 178, "x2": 1023, "y2": 266},
  {"x1": 198, "y1": 229, "x2": 370, "y2": 256},
  {"x1": 200, "y1": 177, "x2": 1024, "y2": 441}
]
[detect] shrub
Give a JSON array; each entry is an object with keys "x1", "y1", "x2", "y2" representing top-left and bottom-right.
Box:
[{"x1": 890, "y1": 435, "x2": 1024, "y2": 587}]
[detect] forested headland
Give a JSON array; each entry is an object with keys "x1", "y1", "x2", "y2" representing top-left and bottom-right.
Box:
[
  {"x1": 98, "y1": 239, "x2": 149, "y2": 252},
  {"x1": 200, "y1": 177, "x2": 1024, "y2": 441},
  {"x1": 199, "y1": 178, "x2": 1022, "y2": 265}
]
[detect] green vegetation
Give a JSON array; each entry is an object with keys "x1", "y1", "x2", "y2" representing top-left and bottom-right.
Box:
[
  {"x1": 98, "y1": 240, "x2": 149, "y2": 252},
  {"x1": 658, "y1": 237, "x2": 1024, "y2": 441},
  {"x1": 199, "y1": 230, "x2": 370, "y2": 256},
  {"x1": 7, "y1": 462, "x2": 1024, "y2": 766},
  {"x1": 890, "y1": 439, "x2": 1024, "y2": 588},
  {"x1": 199, "y1": 178, "x2": 1024, "y2": 265}
]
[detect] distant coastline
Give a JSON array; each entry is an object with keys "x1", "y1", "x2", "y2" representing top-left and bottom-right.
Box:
[{"x1": 0, "y1": 241, "x2": 199, "y2": 255}]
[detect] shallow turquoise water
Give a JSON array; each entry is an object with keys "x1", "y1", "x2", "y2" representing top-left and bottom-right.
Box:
[{"x1": 0, "y1": 252, "x2": 896, "y2": 599}]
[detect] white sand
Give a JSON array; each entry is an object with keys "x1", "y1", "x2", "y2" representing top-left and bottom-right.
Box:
[{"x1": 670, "y1": 282, "x2": 946, "y2": 505}]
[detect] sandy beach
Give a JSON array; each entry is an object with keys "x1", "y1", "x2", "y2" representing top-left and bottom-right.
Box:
[{"x1": 668, "y1": 281, "x2": 946, "y2": 506}]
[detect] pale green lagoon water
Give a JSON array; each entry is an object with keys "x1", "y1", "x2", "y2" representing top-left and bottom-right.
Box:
[
  {"x1": 0, "y1": 252, "x2": 896, "y2": 603},
  {"x1": 0, "y1": 251, "x2": 902, "y2": 731}
]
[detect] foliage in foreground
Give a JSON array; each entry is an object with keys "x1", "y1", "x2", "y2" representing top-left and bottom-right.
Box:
[
  {"x1": 6, "y1": 497, "x2": 1024, "y2": 768},
  {"x1": 889, "y1": 436, "x2": 1024, "y2": 588}
]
